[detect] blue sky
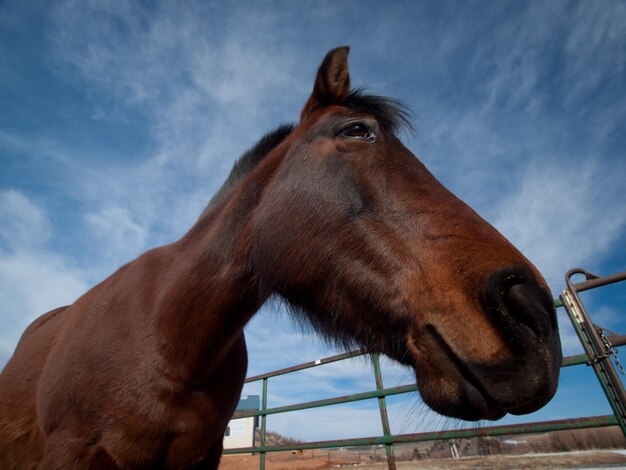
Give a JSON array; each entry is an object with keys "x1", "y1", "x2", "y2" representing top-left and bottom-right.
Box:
[{"x1": 1, "y1": 1, "x2": 625, "y2": 442}]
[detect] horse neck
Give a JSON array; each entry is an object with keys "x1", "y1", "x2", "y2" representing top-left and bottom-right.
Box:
[{"x1": 153, "y1": 190, "x2": 266, "y2": 384}]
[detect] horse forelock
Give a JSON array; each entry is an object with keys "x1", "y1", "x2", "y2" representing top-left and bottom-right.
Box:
[{"x1": 338, "y1": 89, "x2": 413, "y2": 134}]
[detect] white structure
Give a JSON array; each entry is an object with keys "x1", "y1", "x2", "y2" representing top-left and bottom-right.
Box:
[{"x1": 223, "y1": 395, "x2": 259, "y2": 450}]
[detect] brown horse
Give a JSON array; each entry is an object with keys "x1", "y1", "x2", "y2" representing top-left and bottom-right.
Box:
[{"x1": 0, "y1": 47, "x2": 561, "y2": 469}]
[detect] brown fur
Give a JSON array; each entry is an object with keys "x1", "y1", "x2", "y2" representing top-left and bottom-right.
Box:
[{"x1": 0, "y1": 47, "x2": 561, "y2": 469}]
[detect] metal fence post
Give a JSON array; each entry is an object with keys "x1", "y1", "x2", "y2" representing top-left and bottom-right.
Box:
[
  {"x1": 372, "y1": 354, "x2": 396, "y2": 470},
  {"x1": 260, "y1": 378, "x2": 268, "y2": 470}
]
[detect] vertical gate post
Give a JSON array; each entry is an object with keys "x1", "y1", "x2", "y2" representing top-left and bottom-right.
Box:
[
  {"x1": 561, "y1": 269, "x2": 626, "y2": 437},
  {"x1": 372, "y1": 354, "x2": 397, "y2": 470},
  {"x1": 260, "y1": 378, "x2": 268, "y2": 470}
]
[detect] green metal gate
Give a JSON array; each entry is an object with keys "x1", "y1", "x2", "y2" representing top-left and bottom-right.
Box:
[{"x1": 223, "y1": 269, "x2": 626, "y2": 469}]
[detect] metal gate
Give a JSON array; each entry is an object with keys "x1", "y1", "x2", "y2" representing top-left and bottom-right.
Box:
[{"x1": 223, "y1": 269, "x2": 626, "y2": 469}]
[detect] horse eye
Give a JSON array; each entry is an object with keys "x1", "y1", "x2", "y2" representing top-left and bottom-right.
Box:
[{"x1": 340, "y1": 123, "x2": 374, "y2": 140}]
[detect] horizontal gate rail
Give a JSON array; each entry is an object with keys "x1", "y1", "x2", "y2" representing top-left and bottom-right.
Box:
[
  {"x1": 223, "y1": 415, "x2": 617, "y2": 455},
  {"x1": 232, "y1": 348, "x2": 624, "y2": 420},
  {"x1": 225, "y1": 269, "x2": 626, "y2": 469},
  {"x1": 244, "y1": 350, "x2": 366, "y2": 383},
  {"x1": 234, "y1": 384, "x2": 415, "y2": 419}
]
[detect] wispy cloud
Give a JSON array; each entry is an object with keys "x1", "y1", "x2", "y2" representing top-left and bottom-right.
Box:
[
  {"x1": 562, "y1": 1, "x2": 626, "y2": 109},
  {"x1": 492, "y1": 159, "x2": 626, "y2": 289},
  {"x1": 84, "y1": 207, "x2": 147, "y2": 261},
  {"x1": 0, "y1": 190, "x2": 88, "y2": 366},
  {"x1": 0, "y1": 190, "x2": 51, "y2": 250},
  {"x1": 35, "y1": 1, "x2": 318, "y2": 271}
]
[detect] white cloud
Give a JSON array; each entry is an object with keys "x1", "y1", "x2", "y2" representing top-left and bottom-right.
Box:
[
  {"x1": 0, "y1": 191, "x2": 87, "y2": 367},
  {"x1": 0, "y1": 190, "x2": 51, "y2": 250},
  {"x1": 84, "y1": 206, "x2": 148, "y2": 263}
]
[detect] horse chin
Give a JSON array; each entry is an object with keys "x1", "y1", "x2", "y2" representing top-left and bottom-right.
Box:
[
  {"x1": 418, "y1": 375, "x2": 507, "y2": 421},
  {"x1": 405, "y1": 327, "x2": 558, "y2": 422},
  {"x1": 409, "y1": 355, "x2": 508, "y2": 422}
]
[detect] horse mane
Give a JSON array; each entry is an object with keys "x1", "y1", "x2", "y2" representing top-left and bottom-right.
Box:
[
  {"x1": 202, "y1": 90, "x2": 411, "y2": 217},
  {"x1": 202, "y1": 124, "x2": 295, "y2": 215}
]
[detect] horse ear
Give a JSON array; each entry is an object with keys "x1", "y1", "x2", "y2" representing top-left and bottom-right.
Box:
[{"x1": 301, "y1": 46, "x2": 351, "y2": 120}]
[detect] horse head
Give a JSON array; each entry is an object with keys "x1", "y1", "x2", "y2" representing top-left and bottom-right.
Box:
[{"x1": 245, "y1": 47, "x2": 561, "y2": 421}]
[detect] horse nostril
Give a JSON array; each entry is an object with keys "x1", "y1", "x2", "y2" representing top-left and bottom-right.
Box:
[
  {"x1": 484, "y1": 267, "x2": 556, "y2": 337},
  {"x1": 504, "y1": 282, "x2": 553, "y2": 336}
]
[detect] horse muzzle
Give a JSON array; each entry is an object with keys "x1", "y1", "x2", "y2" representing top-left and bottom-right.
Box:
[{"x1": 409, "y1": 265, "x2": 562, "y2": 421}]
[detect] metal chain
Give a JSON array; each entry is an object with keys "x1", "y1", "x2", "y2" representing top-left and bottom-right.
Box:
[{"x1": 590, "y1": 327, "x2": 626, "y2": 374}]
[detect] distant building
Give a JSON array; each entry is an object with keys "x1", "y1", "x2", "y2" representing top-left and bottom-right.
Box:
[
  {"x1": 223, "y1": 395, "x2": 260, "y2": 450},
  {"x1": 477, "y1": 436, "x2": 502, "y2": 456}
]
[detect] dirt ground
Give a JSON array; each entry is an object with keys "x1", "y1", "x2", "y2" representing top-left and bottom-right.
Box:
[{"x1": 218, "y1": 449, "x2": 626, "y2": 469}]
